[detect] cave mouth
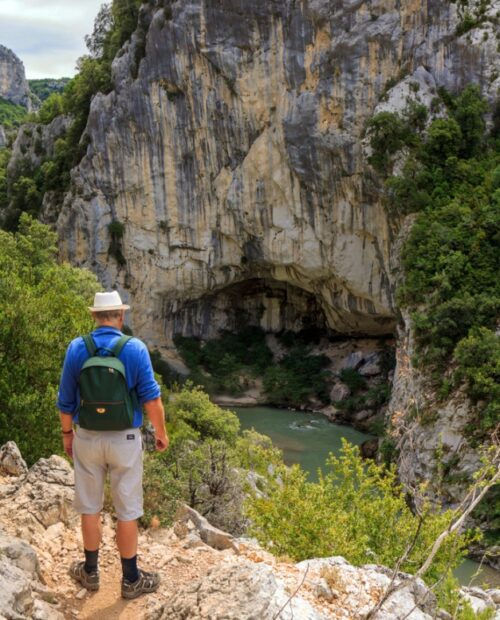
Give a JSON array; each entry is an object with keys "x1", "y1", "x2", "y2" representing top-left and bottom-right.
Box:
[
  {"x1": 166, "y1": 278, "x2": 331, "y2": 341},
  {"x1": 159, "y1": 277, "x2": 396, "y2": 430}
]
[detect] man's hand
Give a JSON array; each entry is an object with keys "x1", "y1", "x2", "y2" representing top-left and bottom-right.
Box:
[
  {"x1": 155, "y1": 433, "x2": 169, "y2": 452},
  {"x1": 144, "y1": 397, "x2": 169, "y2": 453},
  {"x1": 62, "y1": 432, "x2": 74, "y2": 458}
]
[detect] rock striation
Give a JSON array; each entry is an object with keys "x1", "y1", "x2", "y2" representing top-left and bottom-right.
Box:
[
  {"x1": 0, "y1": 45, "x2": 31, "y2": 109},
  {"x1": 53, "y1": 0, "x2": 498, "y2": 348}
]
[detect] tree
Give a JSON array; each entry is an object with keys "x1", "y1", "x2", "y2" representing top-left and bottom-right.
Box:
[{"x1": 0, "y1": 215, "x2": 99, "y2": 463}]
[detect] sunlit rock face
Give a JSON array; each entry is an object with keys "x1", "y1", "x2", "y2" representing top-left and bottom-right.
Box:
[
  {"x1": 56, "y1": 0, "x2": 497, "y2": 347},
  {"x1": 0, "y1": 45, "x2": 30, "y2": 109}
]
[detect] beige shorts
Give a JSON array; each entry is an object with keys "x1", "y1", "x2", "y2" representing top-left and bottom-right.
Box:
[{"x1": 73, "y1": 426, "x2": 143, "y2": 521}]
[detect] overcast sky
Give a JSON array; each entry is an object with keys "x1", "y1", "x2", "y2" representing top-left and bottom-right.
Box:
[{"x1": 0, "y1": 0, "x2": 105, "y2": 79}]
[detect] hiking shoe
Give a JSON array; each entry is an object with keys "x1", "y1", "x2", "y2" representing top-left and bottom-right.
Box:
[
  {"x1": 69, "y1": 561, "x2": 100, "y2": 591},
  {"x1": 121, "y1": 569, "x2": 161, "y2": 599}
]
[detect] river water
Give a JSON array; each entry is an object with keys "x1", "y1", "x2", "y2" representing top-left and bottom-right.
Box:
[{"x1": 233, "y1": 405, "x2": 500, "y2": 588}]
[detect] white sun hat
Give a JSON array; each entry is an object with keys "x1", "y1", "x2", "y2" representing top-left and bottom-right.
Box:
[{"x1": 88, "y1": 291, "x2": 130, "y2": 312}]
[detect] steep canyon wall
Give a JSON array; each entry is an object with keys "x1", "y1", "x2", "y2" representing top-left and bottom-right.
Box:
[{"x1": 41, "y1": 0, "x2": 500, "y2": 512}]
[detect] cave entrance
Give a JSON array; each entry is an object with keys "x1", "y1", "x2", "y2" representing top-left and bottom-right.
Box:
[
  {"x1": 160, "y1": 278, "x2": 396, "y2": 435},
  {"x1": 165, "y1": 278, "x2": 329, "y2": 341}
]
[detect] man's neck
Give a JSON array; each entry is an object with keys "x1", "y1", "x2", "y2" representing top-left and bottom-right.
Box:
[{"x1": 95, "y1": 322, "x2": 121, "y2": 330}]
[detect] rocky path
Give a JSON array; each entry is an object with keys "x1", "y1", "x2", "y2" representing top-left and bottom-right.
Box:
[{"x1": 1, "y1": 442, "x2": 499, "y2": 620}]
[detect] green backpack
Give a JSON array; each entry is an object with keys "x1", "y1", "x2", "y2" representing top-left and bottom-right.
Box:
[{"x1": 78, "y1": 334, "x2": 137, "y2": 431}]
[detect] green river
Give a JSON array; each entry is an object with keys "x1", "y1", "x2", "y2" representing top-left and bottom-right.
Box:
[{"x1": 233, "y1": 405, "x2": 500, "y2": 588}]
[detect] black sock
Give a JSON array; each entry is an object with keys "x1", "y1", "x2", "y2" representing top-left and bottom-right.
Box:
[
  {"x1": 121, "y1": 555, "x2": 139, "y2": 583},
  {"x1": 84, "y1": 548, "x2": 99, "y2": 574}
]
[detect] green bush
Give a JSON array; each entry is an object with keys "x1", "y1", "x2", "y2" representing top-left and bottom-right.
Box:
[
  {"x1": 454, "y1": 327, "x2": 500, "y2": 430},
  {"x1": 142, "y1": 384, "x2": 284, "y2": 532},
  {"x1": 0, "y1": 215, "x2": 99, "y2": 464},
  {"x1": 338, "y1": 368, "x2": 366, "y2": 392},
  {"x1": 0, "y1": 97, "x2": 27, "y2": 129},
  {"x1": 246, "y1": 441, "x2": 472, "y2": 584},
  {"x1": 166, "y1": 383, "x2": 241, "y2": 444},
  {"x1": 263, "y1": 346, "x2": 331, "y2": 406}
]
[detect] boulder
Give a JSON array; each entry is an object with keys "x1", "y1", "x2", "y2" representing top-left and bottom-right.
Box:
[
  {"x1": 360, "y1": 438, "x2": 379, "y2": 459},
  {"x1": 329, "y1": 382, "x2": 351, "y2": 403},
  {"x1": 0, "y1": 530, "x2": 39, "y2": 576},
  {"x1": 175, "y1": 505, "x2": 239, "y2": 553},
  {"x1": 0, "y1": 441, "x2": 28, "y2": 477},
  {"x1": 155, "y1": 558, "x2": 328, "y2": 620},
  {"x1": 0, "y1": 555, "x2": 32, "y2": 619},
  {"x1": 358, "y1": 352, "x2": 383, "y2": 377}
]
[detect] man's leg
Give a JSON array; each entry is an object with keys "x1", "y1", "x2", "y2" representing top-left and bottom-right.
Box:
[
  {"x1": 82, "y1": 513, "x2": 103, "y2": 550},
  {"x1": 70, "y1": 428, "x2": 105, "y2": 589},
  {"x1": 81, "y1": 513, "x2": 102, "y2": 574},
  {"x1": 108, "y1": 429, "x2": 160, "y2": 598},
  {"x1": 117, "y1": 519, "x2": 139, "y2": 583}
]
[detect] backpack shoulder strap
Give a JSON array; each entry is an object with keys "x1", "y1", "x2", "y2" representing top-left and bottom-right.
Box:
[
  {"x1": 112, "y1": 335, "x2": 132, "y2": 358},
  {"x1": 82, "y1": 334, "x2": 97, "y2": 357}
]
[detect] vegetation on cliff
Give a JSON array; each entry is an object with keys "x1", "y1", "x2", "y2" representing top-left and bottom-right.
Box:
[
  {"x1": 28, "y1": 78, "x2": 70, "y2": 103},
  {"x1": 0, "y1": 97, "x2": 27, "y2": 131},
  {"x1": 368, "y1": 85, "x2": 499, "y2": 438},
  {"x1": 174, "y1": 329, "x2": 332, "y2": 407}
]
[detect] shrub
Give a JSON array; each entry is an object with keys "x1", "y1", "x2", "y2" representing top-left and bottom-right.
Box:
[
  {"x1": 246, "y1": 441, "x2": 472, "y2": 584},
  {"x1": 338, "y1": 368, "x2": 366, "y2": 392},
  {"x1": 166, "y1": 383, "x2": 241, "y2": 444}
]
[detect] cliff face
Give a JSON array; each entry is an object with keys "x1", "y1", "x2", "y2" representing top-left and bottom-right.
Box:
[
  {"x1": 55, "y1": 0, "x2": 497, "y2": 347},
  {"x1": 0, "y1": 45, "x2": 31, "y2": 109}
]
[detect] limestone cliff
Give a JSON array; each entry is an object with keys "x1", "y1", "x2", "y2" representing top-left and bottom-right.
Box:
[
  {"x1": 0, "y1": 45, "x2": 31, "y2": 109},
  {"x1": 55, "y1": 0, "x2": 498, "y2": 350}
]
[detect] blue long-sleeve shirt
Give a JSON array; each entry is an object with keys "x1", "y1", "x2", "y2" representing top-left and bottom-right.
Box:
[{"x1": 57, "y1": 326, "x2": 161, "y2": 427}]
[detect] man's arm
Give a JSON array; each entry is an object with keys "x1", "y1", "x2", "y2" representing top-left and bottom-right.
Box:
[
  {"x1": 143, "y1": 397, "x2": 169, "y2": 452},
  {"x1": 59, "y1": 411, "x2": 74, "y2": 457}
]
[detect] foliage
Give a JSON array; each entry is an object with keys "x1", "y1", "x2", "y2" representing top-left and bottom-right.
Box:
[
  {"x1": 338, "y1": 368, "x2": 366, "y2": 392},
  {"x1": 175, "y1": 328, "x2": 274, "y2": 396},
  {"x1": 28, "y1": 79, "x2": 70, "y2": 103},
  {"x1": 143, "y1": 438, "x2": 247, "y2": 533},
  {"x1": 143, "y1": 383, "x2": 283, "y2": 532},
  {"x1": 454, "y1": 327, "x2": 500, "y2": 431},
  {"x1": 176, "y1": 330, "x2": 332, "y2": 407},
  {"x1": 263, "y1": 346, "x2": 331, "y2": 406},
  {"x1": 0, "y1": 215, "x2": 99, "y2": 464},
  {"x1": 373, "y1": 85, "x2": 499, "y2": 435},
  {"x1": 0, "y1": 97, "x2": 27, "y2": 130},
  {"x1": 438, "y1": 573, "x2": 495, "y2": 619},
  {"x1": 166, "y1": 383, "x2": 241, "y2": 444},
  {"x1": 246, "y1": 441, "x2": 472, "y2": 584}
]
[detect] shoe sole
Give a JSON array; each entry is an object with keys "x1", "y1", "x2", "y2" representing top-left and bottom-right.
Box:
[{"x1": 121, "y1": 584, "x2": 160, "y2": 599}]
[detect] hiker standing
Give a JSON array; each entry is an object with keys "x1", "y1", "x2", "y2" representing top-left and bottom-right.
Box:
[{"x1": 57, "y1": 291, "x2": 169, "y2": 599}]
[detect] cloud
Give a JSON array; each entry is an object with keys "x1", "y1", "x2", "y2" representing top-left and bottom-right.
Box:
[{"x1": 0, "y1": 1, "x2": 105, "y2": 79}]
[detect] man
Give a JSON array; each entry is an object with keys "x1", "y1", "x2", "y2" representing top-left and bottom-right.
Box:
[{"x1": 57, "y1": 290, "x2": 169, "y2": 599}]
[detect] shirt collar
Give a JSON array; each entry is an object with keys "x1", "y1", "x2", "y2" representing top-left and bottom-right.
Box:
[{"x1": 92, "y1": 326, "x2": 122, "y2": 336}]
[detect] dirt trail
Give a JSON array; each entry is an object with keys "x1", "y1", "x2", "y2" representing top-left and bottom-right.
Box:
[{"x1": 39, "y1": 520, "x2": 222, "y2": 620}]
